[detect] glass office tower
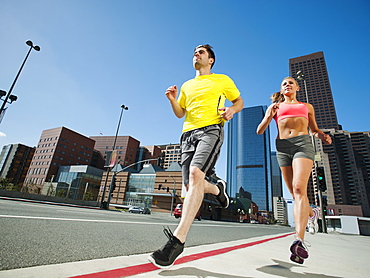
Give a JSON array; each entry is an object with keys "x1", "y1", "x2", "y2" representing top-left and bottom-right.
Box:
[
  {"x1": 227, "y1": 106, "x2": 273, "y2": 211},
  {"x1": 271, "y1": 151, "x2": 283, "y2": 198}
]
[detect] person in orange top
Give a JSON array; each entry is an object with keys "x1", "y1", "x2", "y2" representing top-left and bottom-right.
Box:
[{"x1": 257, "y1": 76, "x2": 331, "y2": 264}]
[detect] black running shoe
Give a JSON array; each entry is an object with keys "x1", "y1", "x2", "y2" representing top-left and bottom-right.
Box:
[
  {"x1": 215, "y1": 180, "x2": 230, "y2": 208},
  {"x1": 290, "y1": 239, "x2": 309, "y2": 259},
  {"x1": 148, "y1": 227, "x2": 184, "y2": 269},
  {"x1": 290, "y1": 253, "x2": 304, "y2": 264}
]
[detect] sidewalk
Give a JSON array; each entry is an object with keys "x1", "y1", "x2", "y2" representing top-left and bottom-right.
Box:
[
  {"x1": 1, "y1": 232, "x2": 369, "y2": 278},
  {"x1": 0, "y1": 196, "x2": 101, "y2": 210}
]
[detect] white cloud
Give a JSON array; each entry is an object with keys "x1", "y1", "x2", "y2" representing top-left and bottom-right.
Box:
[{"x1": 0, "y1": 132, "x2": 6, "y2": 137}]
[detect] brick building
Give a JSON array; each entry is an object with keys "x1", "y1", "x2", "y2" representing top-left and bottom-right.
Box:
[
  {"x1": 25, "y1": 127, "x2": 95, "y2": 189},
  {"x1": 0, "y1": 143, "x2": 35, "y2": 187}
]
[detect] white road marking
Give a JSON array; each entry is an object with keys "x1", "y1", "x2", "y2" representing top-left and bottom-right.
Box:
[{"x1": 0, "y1": 214, "x2": 254, "y2": 228}]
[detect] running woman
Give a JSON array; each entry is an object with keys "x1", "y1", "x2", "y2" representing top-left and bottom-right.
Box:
[{"x1": 257, "y1": 76, "x2": 332, "y2": 264}]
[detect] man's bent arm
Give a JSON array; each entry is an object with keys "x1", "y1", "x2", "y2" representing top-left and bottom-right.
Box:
[
  {"x1": 218, "y1": 96, "x2": 244, "y2": 121},
  {"x1": 230, "y1": 96, "x2": 244, "y2": 114},
  {"x1": 165, "y1": 85, "x2": 186, "y2": 118},
  {"x1": 169, "y1": 99, "x2": 186, "y2": 118}
]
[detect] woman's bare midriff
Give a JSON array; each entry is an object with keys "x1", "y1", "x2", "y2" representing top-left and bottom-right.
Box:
[{"x1": 277, "y1": 117, "x2": 309, "y2": 139}]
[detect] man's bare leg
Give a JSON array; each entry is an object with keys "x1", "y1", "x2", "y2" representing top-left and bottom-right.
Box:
[{"x1": 174, "y1": 166, "x2": 219, "y2": 243}]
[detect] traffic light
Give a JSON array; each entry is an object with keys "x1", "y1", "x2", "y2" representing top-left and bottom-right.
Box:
[
  {"x1": 322, "y1": 196, "x2": 328, "y2": 215},
  {"x1": 316, "y1": 167, "x2": 327, "y2": 191}
]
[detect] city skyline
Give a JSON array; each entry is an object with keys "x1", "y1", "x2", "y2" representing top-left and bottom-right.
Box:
[{"x1": 1, "y1": 0, "x2": 369, "y2": 180}]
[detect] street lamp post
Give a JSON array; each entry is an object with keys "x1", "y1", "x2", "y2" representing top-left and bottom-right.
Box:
[
  {"x1": 100, "y1": 104, "x2": 129, "y2": 209},
  {"x1": 169, "y1": 175, "x2": 176, "y2": 216},
  {"x1": 296, "y1": 71, "x2": 309, "y2": 103},
  {"x1": 296, "y1": 71, "x2": 327, "y2": 233},
  {"x1": 0, "y1": 40, "x2": 40, "y2": 123},
  {"x1": 113, "y1": 105, "x2": 129, "y2": 151}
]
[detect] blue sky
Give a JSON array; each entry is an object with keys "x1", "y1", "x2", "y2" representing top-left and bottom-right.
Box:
[{"x1": 1, "y1": 0, "x2": 369, "y2": 181}]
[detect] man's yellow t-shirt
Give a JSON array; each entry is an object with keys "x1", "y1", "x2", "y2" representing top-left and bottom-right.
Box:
[{"x1": 178, "y1": 73, "x2": 241, "y2": 133}]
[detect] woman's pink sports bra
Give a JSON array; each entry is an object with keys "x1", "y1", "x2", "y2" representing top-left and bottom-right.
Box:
[{"x1": 274, "y1": 102, "x2": 309, "y2": 123}]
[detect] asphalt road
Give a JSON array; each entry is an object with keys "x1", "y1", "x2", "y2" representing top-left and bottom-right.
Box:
[{"x1": 0, "y1": 198, "x2": 294, "y2": 271}]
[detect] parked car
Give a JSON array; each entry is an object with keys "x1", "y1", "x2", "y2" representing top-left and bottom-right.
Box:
[
  {"x1": 128, "y1": 206, "x2": 151, "y2": 214},
  {"x1": 174, "y1": 204, "x2": 201, "y2": 221},
  {"x1": 128, "y1": 206, "x2": 144, "y2": 213}
]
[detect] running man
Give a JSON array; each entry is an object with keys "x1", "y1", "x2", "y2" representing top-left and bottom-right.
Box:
[{"x1": 149, "y1": 44, "x2": 244, "y2": 268}]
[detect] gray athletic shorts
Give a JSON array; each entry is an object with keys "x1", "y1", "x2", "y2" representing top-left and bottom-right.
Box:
[
  {"x1": 180, "y1": 124, "x2": 224, "y2": 186},
  {"x1": 276, "y1": 135, "x2": 315, "y2": 167}
]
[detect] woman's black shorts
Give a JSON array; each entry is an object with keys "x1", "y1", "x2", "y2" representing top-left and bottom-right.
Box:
[{"x1": 276, "y1": 134, "x2": 315, "y2": 167}]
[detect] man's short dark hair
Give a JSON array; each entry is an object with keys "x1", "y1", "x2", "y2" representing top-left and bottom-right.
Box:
[{"x1": 194, "y1": 44, "x2": 215, "y2": 69}]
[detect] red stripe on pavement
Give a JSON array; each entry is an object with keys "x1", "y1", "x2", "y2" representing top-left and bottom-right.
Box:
[
  {"x1": 70, "y1": 232, "x2": 294, "y2": 278},
  {"x1": 175, "y1": 232, "x2": 295, "y2": 265},
  {"x1": 70, "y1": 263, "x2": 158, "y2": 278}
]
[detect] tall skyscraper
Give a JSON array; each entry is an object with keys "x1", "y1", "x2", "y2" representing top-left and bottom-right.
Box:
[
  {"x1": 227, "y1": 106, "x2": 273, "y2": 211},
  {"x1": 290, "y1": 52, "x2": 370, "y2": 217},
  {"x1": 289, "y1": 51, "x2": 340, "y2": 130},
  {"x1": 289, "y1": 51, "x2": 339, "y2": 208},
  {"x1": 320, "y1": 129, "x2": 370, "y2": 216}
]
